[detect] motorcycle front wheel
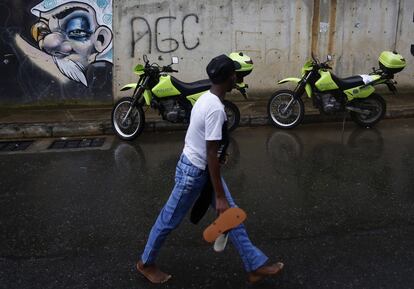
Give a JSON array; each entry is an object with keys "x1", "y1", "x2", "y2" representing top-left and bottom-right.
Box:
[
  {"x1": 349, "y1": 93, "x2": 386, "y2": 128},
  {"x1": 112, "y1": 97, "x2": 145, "y2": 141},
  {"x1": 267, "y1": 90, "x2": 304, "y2": 129},
  {"x1": 223, "y1": 100, "x2": 240, "y2": 132}
]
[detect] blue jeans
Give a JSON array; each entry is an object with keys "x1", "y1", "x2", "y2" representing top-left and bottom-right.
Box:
[{"x1": 141, "y1": 154, "x2": 268, "y2": 272}]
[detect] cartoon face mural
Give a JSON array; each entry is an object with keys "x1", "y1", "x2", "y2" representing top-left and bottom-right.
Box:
[{"x1": 29, "y1": 0, "x2": 113, "y2": 86}]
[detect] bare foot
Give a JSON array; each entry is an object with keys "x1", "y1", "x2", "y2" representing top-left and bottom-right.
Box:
[
  {"x1": 247, "y1": 262, "x2": 284, "y2": 284},
  {"x1": 136, "y1": 260, "x2": 172, "y2": 284}
]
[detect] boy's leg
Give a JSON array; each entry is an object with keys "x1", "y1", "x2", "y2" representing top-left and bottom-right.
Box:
[
  {"x1": 219, "y1": 179, "x2": 269, "y2": 272},
  {"x1": 141, "y1": 155, "x2": 207, "y2": 265}
]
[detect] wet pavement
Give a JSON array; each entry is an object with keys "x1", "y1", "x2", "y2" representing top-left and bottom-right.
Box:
[{"x1": 1, "y1": 118, "x2": 414, "y2": 289}]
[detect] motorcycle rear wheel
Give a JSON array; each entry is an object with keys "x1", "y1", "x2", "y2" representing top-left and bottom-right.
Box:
[
  {"x1": 349, "y1": 93, "x2": 386, "y2": 128},
  {"x1": 267, "y1": 90, "x2": 304, "y2": 129},
  {"x1": 223, "y1": 100, "x2": 240, "y2": 132},
  {"x1": 112, "y1": 97, "x2": 145, "y2": 141}
]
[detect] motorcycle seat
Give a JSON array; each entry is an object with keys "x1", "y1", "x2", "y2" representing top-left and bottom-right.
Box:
[
  {"x1": 171, "y1": 77, "x2": 212, "y2": 96},
  {"x1": 332, "y1": 74, "x2": 365, "y2": 90}
]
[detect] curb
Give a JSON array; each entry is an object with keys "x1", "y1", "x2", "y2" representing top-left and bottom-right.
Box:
[{"x1": 1, "y1": 106, "x2": 414, "y2": 139}]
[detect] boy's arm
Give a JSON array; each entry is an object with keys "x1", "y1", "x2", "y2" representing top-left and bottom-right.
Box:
[{"x1": 207, "y1": 140, "x2": 229, "y2": 215}]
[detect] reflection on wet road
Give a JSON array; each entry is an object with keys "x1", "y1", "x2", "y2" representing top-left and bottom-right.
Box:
[{"x1": 0, "y1": 119, "x2": 413, "y2": 289}]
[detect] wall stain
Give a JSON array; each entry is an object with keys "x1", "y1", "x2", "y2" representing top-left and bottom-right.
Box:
[
  {"x1": 328, "y1": 0, "x2": 337, "y2": 55},
  {"x1": 311, "y1": 0, "x2": 320, "y2": 55}
]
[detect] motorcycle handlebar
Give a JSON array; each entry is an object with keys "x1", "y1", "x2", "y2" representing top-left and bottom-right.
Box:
[
  {"x1": 161, "y1": 66, "x2": 178, "y2": 73},
  {"x1": 143, "y1": 54, "x2": 149, "y2": 63},
  {"x1": 310, "y1": 53, "x2": 332, "y2": 69}
]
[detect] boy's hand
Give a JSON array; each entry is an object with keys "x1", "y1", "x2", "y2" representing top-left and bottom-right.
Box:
[
  {"x1": 216, "y1": 196, "x2": 230, "y2": 215},
  {"x1": 219, "y1": 153, "x2": 229, "y2": 165}
]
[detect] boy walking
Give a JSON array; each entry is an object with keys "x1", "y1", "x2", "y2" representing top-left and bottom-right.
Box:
[{"x1": 137, "y1": 55, "x2": 284, "y2": 284}]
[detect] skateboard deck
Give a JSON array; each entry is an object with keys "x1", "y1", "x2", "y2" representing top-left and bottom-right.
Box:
[{"x1": 203, "y1": 207, "x2": 247, "y2": 243}]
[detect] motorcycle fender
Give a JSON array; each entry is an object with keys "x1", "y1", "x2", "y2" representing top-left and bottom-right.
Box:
[
  {"x1": 120, "y1": 83, "x2": 137, "y2": 91},
  {"x1": 278, "y1": 77, "x2": 301, "y2": 84},
  {"x1": 120, "y1": 84, "x2": 151, "y2": 106},
  {"x1": 278, "y1": 77, "x2": 312, "y2": 98}
]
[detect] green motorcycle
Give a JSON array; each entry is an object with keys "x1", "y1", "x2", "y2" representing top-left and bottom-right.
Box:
[
  {"x1": 112, "y1": 53, "x2": 253, "y2": 140},
  {"x1": 268, "y1": 51, "x2": 406, "y2": 129}
]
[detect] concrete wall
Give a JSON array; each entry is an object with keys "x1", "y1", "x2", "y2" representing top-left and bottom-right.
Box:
[
  {"x1": 0, "y1": 0, "x2": 113, "y2": 106},
  {"x1": 114, "y1": 0, "x2": 414, "y2": 100},
  {"x1": 328, "y1": 0, "x2": 413, "y2": 89},
  {"x1": 1, "y1": 0, "x2": 412, "y2": 107}
]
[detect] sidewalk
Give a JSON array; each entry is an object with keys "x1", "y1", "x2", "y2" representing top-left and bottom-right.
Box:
[{"x1": 0, "y1": 94, "x2": 413, "y2": 139}]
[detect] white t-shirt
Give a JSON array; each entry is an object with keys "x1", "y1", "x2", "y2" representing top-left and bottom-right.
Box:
[{"x1": 183, "y1": 91, "x2": 227, "y2": 170}]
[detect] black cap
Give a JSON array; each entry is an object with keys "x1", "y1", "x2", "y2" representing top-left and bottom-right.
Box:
[{"x1": 206, "y1": 54, "x2": 241, "y2": 84}]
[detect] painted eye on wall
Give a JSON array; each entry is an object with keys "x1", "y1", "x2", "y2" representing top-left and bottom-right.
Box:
[
  {"x1": 68, "y1": 29, "x2": 91, "y2": 40},
  {"x1": 31, "y1": 21, "x2": 50, "y2": 42},
  {"x1": 64, "y1": 17, "x2": 92, "y2": 41}
]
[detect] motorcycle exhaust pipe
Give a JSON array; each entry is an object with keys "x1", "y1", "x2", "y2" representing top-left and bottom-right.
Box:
[{"x1": 345, "y1": 106, "x2": 371, "y2": 115}]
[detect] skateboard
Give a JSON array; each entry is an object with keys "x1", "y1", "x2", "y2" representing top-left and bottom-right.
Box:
[{"x1": 203, "y1": 207, "x2": 247, "y2": 243}]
